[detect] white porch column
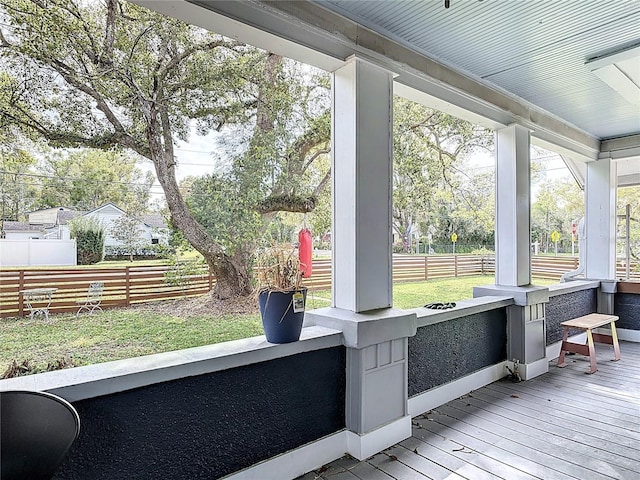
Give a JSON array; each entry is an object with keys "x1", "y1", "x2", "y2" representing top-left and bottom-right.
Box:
[
  {"x1": 585, "y1": 158, "x2": 617, "y2": 280},
  {"x1": 332, "y1": 56, "x2": 393, "y2": 313},
  {"x1": 475, "y1": 124, "x2": 549, "y2": 380},
  {"x1": 306, "y1": 56, "x2": 416, "y2": 461},
  {"x1": 495, "y1": 124, "x2": 531, "y2": 287}
]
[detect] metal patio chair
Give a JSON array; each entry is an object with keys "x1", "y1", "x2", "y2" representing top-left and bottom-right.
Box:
[
  {"x1": 0, "y1": 390, "x2": 80, "y2": 480},
  {"x1": 76, "y1": 282, "x2": 104, "y2": 317}
]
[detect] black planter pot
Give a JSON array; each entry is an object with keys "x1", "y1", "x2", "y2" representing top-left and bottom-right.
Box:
[{"x1": 258, "y1": 288, "x2": 307, "y2": 344}]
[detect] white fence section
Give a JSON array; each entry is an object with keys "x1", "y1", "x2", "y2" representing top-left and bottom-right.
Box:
[{"x1": 0, "y1": 239, "x2": 77, "y2": 267}]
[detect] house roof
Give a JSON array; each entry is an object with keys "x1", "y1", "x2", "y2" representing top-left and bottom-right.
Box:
[
  {"x1": 141, "y1": 214, "x2": 168, "y2": 229},
  {"x1": 84, "y1": 203, "x2": 126, "y2": 217},
  {"x1": 26, "y1": 206, "x2": 74, "y2": 215},
  {"x1": 57, "y1": 210, "x2": 82, "y2": 225},
  {"x1": 2, "y1": 221, "x2": 43, "y2": 232}
]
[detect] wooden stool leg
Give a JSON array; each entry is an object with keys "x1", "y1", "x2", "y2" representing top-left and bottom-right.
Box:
[
  {"x1": 610, "y1": 321, "x2": 621, "y2": 361},
  {"x1": 557, "y1": 327, "x2": 569, "y2": 368},
  {"x1": 586, "y1": 329, "x2": 597, "y2": 374}
]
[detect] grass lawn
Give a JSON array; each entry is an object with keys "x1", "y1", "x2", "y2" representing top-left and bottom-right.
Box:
[
  {"x1": 391, "y1": 275, "x2": 557, "y2": 309},
  {"x1": 0, "y1": 275, "x2": 559, "y2": 376}
]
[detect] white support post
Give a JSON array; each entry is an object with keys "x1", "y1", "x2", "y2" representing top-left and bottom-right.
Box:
[
  {"x1": 332, "y1": 56, "x2": 393, "y2": 312},
  {"x1": 585, "y1": 158, "x2": 617, "y2": 280},
  {"x1": 305, "y1": 56, "x2": 415, "y2": 461},
  {"x1": 476, "y1": 125, "x2": 548, "y2": 380},
  {"x1": 495, "y1": 124, "x2": 531, "y2": 287}
]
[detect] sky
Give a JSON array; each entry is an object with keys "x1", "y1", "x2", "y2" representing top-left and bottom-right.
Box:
[
  {"x1": 137, "y1": 128, "x2": 227, "y2": 203},
  {"x1": 140, "y1": 127, "x2": 574, "y2": 206}
]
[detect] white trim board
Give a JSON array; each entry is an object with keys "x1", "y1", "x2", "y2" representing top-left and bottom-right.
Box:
[
  {"x1": 346, "y1": 416, "x2": 412, "y2": 460},
  {"x1": 222, "y1": 431, "x2": 346, "y2": 480},
  {"x1": 408, "y1": 362, "x2": 508, "y2": 417},
  {"x1": 518, "y1": 357, "x2": 549, "y2": 380},
  {"x1": 223, "y1": 416, "x2": 412, "y2": 479}
]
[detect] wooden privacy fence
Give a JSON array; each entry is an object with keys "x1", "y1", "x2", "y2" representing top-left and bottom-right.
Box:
[
  {"x1": 301, "y1": 255, "x2": 497, "y2": 292},
  {"x1": 1, "y1": 255, "x2": 638, "y2": 318},
  {"x1": 301, "y1": 254, "x2": 639, "y2": 291},
  {"x1": 0, "y1": 265, "x2": 212, "y2": 319}
]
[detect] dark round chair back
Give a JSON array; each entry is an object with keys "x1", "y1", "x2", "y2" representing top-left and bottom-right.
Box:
[{"x1": 1, "y1": 390, "x2": 80, "y2": 480}]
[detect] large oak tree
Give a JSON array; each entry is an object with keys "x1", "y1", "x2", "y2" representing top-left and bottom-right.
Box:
[{"x1": 0, "y1": 0, "x2": 330, "y2": 297}]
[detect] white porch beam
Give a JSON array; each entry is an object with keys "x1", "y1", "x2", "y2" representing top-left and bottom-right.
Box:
[
  {"x1": 495, "y1": 124, "x2": 532, "y2": 287},
  {"x1": 332, "y1": 56, "x2": 394, "y2": 312},
  {"x1": 585, "y1": 159, "x2": 617, "y2": 280}
]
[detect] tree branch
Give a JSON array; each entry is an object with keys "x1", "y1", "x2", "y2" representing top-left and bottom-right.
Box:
[
  {"x1": 100, "y1": 0, "x2": 118, "y2": 66},
  {"x1": 256, "y1": 193, "x2": 317, "y2": 214},
  {"x1": 311, "y1": 168, "x2": 331, "y2": 198},
  {"x1": 301, "y1": 147, "x2": 330, "y2": 174},
  {"x1": 157, "y1": 38, "x2": 244, "y2": 84},
  {"x1": 0, "y1": 29, "x2": 10, "y2": 47}
]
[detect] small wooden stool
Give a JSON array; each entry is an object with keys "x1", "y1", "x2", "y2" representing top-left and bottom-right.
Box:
[{"x1": 557, "y1": 313, "x2": 621, "y2": 374}]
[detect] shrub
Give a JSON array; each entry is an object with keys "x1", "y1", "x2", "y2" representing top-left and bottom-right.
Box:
[{"x1": 69, "y1": 217, "x2": 105, "y2": 265}]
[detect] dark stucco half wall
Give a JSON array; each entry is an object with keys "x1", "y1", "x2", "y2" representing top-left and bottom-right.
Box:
[
  {"x1": 53, "y1": 347, "x2": 346, "y2": 480},
  {"x1": 615, "y1": 291, "x2": 640, "y2": 331},
  {"x1": 546, "y1": 288, "x2": 597, "y2": 345},
  {"x1": 408, "y1": 309, "x2": 507, "y2": 397}
]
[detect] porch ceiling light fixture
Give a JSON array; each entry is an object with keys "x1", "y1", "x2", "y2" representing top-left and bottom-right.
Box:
[{"x1": 586, "y1": 45, "x2": 640, "y2": 107}]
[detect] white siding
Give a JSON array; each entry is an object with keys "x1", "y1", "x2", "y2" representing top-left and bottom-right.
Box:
[
  {"x1": 86, "y1": 205, "x2": 153, "y2": 248},
  {"x1": 4, "y1": 231, "x2": 44, "y2": 240}
]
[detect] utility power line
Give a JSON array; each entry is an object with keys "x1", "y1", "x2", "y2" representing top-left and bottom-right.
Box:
[{"x1": 0, "y1": 170, "x2": 157, "y2": 188}]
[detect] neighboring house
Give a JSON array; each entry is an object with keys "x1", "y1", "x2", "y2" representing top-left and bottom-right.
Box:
[
  {"x1": 83, "y1": 203, "x2": 169, "y2": 247},
  {"x1": 140, "y1": 213, "x2": 170, "y2": 245},
  {"x1": 1, "y1": 204, "x2": 169, "y2": 248},
  {"x1": 1, "y1": 221, "x2": 46, "y2": 240},
  {"x1": 2, "y1": 207, "x2": 80, "y2": 240},
  {"x1": 28, "y1": 206, "x2": 75, "y2": 225}
]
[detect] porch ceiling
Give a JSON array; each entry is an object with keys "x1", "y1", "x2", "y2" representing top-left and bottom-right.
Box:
[
  {"x1": 142, "y1": 0, "x2": 640, "y2": 186},
  {"x1": 318, "y1": 0, "x2": 639, "y2": 142},
  {"x1": 315, "y1": 0, "x2": 640, "y2": 188}
]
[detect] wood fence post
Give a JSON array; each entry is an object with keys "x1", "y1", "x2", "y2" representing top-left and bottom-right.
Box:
[
  {"x1": 208, "y1": 267, "x2": 213, "y2": 291},
  {"x1": 454, "y1": 255, "x2": 458, "y2": 277},
  {"x1": 18, "y1": 270, "x2": 25, "y2": 317},
  {"x1": 424, "y1": 256, "x2": 428, "y2": 281},
  {"x1": 125, "y1": 266, "x2": 131, "y2": 306}
]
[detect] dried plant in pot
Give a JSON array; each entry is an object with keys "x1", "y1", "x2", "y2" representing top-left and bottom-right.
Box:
[{"x1": 255, "y1": 244, "x2": 307, "y2": 344}]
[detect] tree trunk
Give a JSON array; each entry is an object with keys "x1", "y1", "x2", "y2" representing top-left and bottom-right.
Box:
[
  {"x1": 147, "y1": 104, "x2": 253, "y2": 299},
  {"x1": 210, "y1": 250, "x2": 252, "y2": 299}
]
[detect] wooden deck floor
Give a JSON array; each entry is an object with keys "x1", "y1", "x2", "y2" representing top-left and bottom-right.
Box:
[{"x1": 299, "y1": 341, "x2": 640, "y2": 480}]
